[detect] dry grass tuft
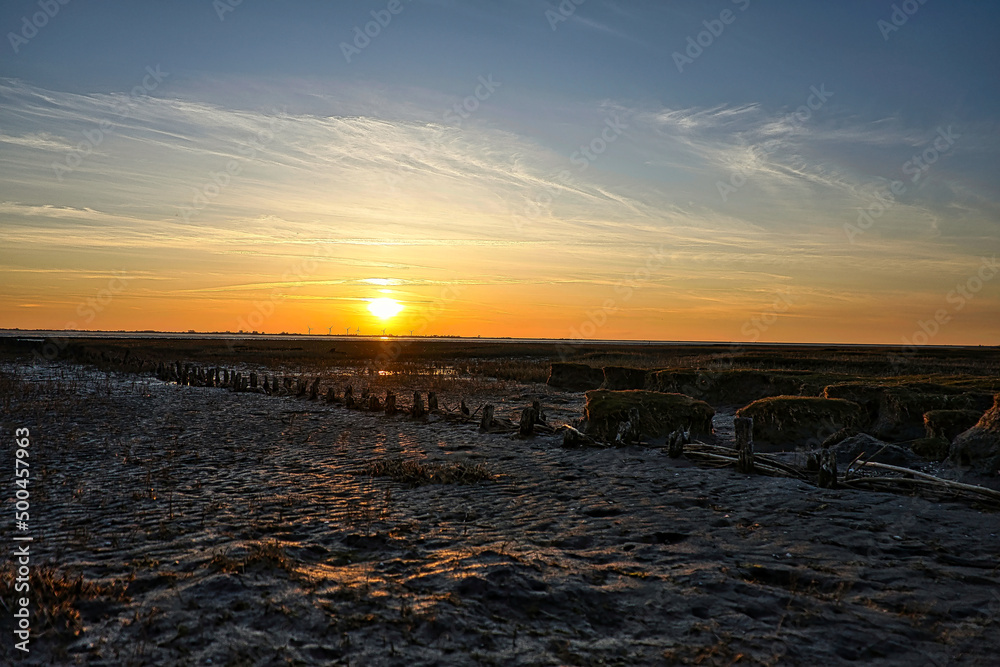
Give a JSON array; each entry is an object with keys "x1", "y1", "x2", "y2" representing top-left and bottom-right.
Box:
[
  {"x1": 208, "y1": 540, "x2": 295, "y2": 575},
  {"x1": 365, "y1": 457, "x2": 493, "y2": 486},
  {"x1": 0, "y1": 563, "x2": 129, "y2": 643}
]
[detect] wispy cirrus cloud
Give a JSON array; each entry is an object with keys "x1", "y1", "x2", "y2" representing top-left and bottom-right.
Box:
[{"x1": 1, "y1": 74, "x2": 998, "y2": 341}]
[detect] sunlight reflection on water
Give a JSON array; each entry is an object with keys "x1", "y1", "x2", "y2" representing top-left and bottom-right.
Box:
[{"x1": 377, "y1": 367, "x2": 458, "y2": 376}]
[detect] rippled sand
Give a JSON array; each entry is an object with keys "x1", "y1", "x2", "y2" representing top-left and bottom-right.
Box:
[{"x1": 2, "y1": 362, "x2": 999, "y2": 666}]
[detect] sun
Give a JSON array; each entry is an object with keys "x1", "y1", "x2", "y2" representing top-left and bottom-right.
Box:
[{"x1": 367, "y1": 297, "x2": 403, "y2": 320}]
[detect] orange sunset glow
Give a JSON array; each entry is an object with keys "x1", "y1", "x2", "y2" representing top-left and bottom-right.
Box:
[{"x1": 1, "y1": 2, "x2": 998, "y2": 347}]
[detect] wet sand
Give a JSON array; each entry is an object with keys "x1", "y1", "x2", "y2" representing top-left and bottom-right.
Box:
[{"x1": 2, "y1": 361, "x2": 999, "y2": 666}]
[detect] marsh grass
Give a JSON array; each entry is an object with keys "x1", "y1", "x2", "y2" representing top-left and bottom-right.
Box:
[
  {"x1": 208, "y1": 539, "x2": 294, "y2": 575},
  {"x1": 0, "y1": 563, "x2": 129, "y2": 644},
  {"x1": 365, "y1": 458, "x2": 493, "y2": 486}
]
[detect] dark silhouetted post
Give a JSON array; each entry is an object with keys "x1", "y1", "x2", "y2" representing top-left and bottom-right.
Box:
[
  {"x1": 411, "y1": 392, "x2": 426, "y2": 418},
  {"x1": 668, "y1": 429, "x2": 685, "y2": 458},
  {"x1": 818, "y1": 449, "x2": 838, "y2": 488},
  {"x1": 735, "y1": 416, "x2": 755, "y2": 474},
  {"x1": 519, "y1": 406, "x2": 537, "y2": 436},
  {"x1": 480, "y1": 404, "x2": 495, "y2": 431}
]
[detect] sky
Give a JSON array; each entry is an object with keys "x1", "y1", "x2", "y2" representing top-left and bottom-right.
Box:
[{"x1": 1, "y1": 0, "x2": 999, "y2": 344}]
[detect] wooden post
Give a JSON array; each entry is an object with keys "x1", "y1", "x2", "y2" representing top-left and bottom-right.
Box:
[
  {"x1": 460, "y1": 400, "x2": 471, "y2": 418},
  {"x1": 427, "y1": 391, "x2": 439, "y2": 412},
  {"x1": 614, "y1": 407, "x2": 641, "y2": 446},
  {"x1": 411, "y1": 392, "x2": 426, "y2": 418},
  {"x1": 344, "y1": 385, "x2": 354, "y2": 409},
  {"x1": 309, "y1": 378, "x2": 320, "y2": 401},
  {"x1": 325, "y1": 387, "x2": 337, "y2": 403},
  {"x1": 368, "y1": 394, "x2": 380, "y2": 411},
  {"x1": 480, "y1": 404, "x2": 495, "y2": 431},
  {"x1": 385, "y1": 391, "x2": 397, "y2": 415},
  {"x1": 668, "y1": 429, "x2": 685, "y2": 458},
  {"x1": 519, "y1": 406, "x2": 537, "y2": 437},
  {"x1": 250, "y1": 372, "x2": 258, "y2": 389},
  {"x1": 818, "y1": 449, "x2": 838, "y2": 489},
  {"x1": 561, "y1": 425, "x2": 590, "y2": 447},
  {"x1": 532, "y1": 400, "x2": 545, "y2": 424},
  {"x1": 735, "y1": 416, "x2": 755, "y2": 474}
]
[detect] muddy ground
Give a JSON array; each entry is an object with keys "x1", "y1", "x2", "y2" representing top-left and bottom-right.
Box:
[{"x1": 2, "y1": 357, "x2": 999, "y2": 666}]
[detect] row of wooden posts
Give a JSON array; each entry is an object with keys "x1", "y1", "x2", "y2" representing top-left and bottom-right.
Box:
[
  {"x1": 154, "y1": 361, "x2": 549, "y2": 436},
  {"x1": 733, "y1": 416, "x2": 837, "y2": 488}
]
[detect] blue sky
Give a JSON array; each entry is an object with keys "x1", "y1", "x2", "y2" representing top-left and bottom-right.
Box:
[{"x1": 1, "y1": 0, "x2": 999, "y2": 342}]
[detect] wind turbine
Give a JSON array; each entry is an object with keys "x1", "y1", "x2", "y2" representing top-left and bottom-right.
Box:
[
  {"x1": 382, "y1": 328, "x2": 387, "y2": 336},
  {"x1": 307, "y1": 326, "x2": 313, "y2": 335},
  {"x1": 345, "y1": 327, "x2": 351, "y2": 335},
  {"x1": 327, "y1": 326, "x2": 333, "y2": 335}
]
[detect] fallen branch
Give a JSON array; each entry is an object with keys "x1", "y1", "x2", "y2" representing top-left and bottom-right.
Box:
[{"x1": 847, "y1": 461, "x2": 1000, "y2": 503}]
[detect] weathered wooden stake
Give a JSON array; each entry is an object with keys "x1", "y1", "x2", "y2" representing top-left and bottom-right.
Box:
[
  {"x1": 250, "y1": 372, "x2": 258, "y2": 389},
  {"x1": 561, "y1": 425, "x2": 591, "y2": 447},
  {"x1": 344, "y1": 385, "x2": 355, "y2": 409},
  {"x1": 614, "y1": 407, "x2": 642, "y2": 446},
  {"x1": 668, "y1": 429, "x2": 685, "y2": 458},
  {"x1": 368, "y1": 394, "x2": 380, "y2": 411},
  {"x1": 411, "y1": 392, "x2": 426, "y2": 418},
  {"x1": 460, "y1": 400, "x2": 471, "y2": 418},
  {"x1": 735, "y1": 416, "x2": 755, "y2": 474},
  {"x1": 325, "y1": 387, "x2": 337, "y2": 403},
  {"x1": 480, "y1": 404, "x2": 495, "y2": 431},
  {"x1": 818, "y1": 449, "x2": 838, "y2": 489},
  {"x1": 532, "y1": 400, "x2": 545, "y2": 424},
  {"x1": 308, "y1": 378, "x2": 320, "y2": 401},
  {"x1": 427, "y1": 391, "x2": 439, "y2": 412},
  {"x1": 519, "y1": 406, "x2": 537, "y2": 437},
  {"x1": 384, "y1": 391, "x2": 397, "y2": 415}
]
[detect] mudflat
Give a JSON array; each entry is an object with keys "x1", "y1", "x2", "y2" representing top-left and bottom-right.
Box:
[{"x1": 2, "y1": 337, "x2": 999, "y2": 665}]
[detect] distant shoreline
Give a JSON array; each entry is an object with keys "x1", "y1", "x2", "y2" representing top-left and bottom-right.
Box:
[{"x1": 0, "y1": 329, "x2": 994, "y2": 349}]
